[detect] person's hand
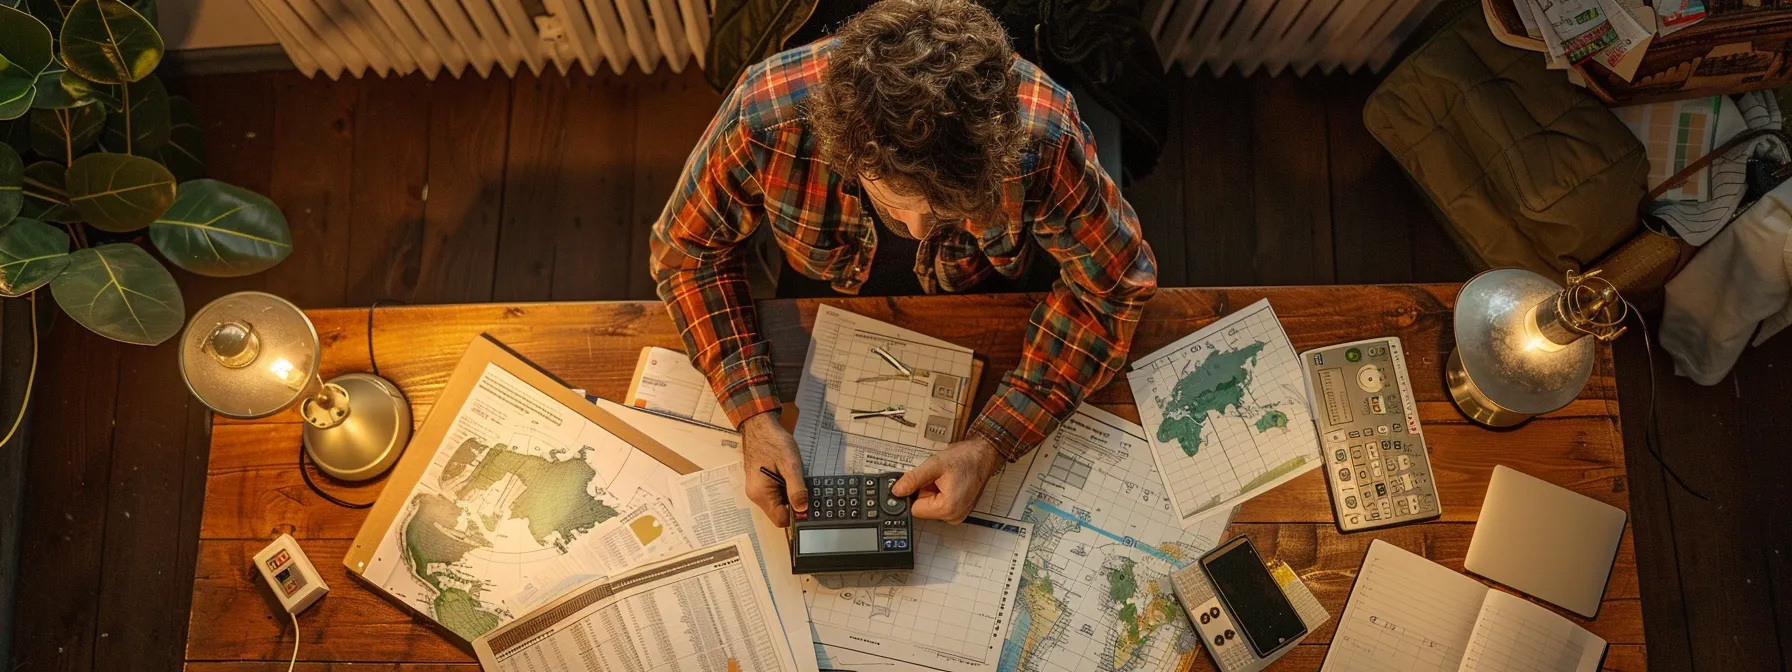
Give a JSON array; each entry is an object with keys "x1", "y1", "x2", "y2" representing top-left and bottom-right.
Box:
[
  {"x1": 740, "y1": 413, "x2": 809, "y2": 527},
  {"x1": 891, "y1": 435, "x2": 1005, "y2": 523}
]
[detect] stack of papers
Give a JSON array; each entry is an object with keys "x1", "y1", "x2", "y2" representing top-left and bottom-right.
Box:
[{"x1": 1507, "y1": 0, "x2": 1703, "y2": 86}]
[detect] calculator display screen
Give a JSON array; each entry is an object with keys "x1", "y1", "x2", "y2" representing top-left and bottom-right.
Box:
[{"x1": 799, "y1": 527, "x2": 879, "y2": 554}]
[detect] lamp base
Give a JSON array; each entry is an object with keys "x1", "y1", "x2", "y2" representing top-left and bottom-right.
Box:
[
  {"x1": 1446, "y1": 348, "x2": 1532, "y2": 428},
  {"x1": 303, "y1": 373, "x2": 412, "y2": 482}
]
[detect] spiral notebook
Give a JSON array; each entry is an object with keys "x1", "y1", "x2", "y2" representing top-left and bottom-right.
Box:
[{"x1": 1322, "y1": 540, "x2": 1607, "y2": 672}]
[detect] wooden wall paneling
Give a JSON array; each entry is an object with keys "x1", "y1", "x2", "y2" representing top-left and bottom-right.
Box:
[
  {"x1": 1124, "y1": 77, "x2": 1189, "y2": 287},
  {"x1": 1638, "y1": 336, "x2": 1780, "y2": 670},
  {"x1": 1325, "y1": 73, "x2": 1414, "y2": 285},
  {"x1": 627, "y1": 67, "x2": 723, "y2": 300},
  {"x1": 1179, "y1": 75, "x2": 1256, "y2": 286},
  {"x1": 495, "y1": 70, "x2": 638, "y2": 303},
  {"x1": 174, "y1": 73, "x2": 278, "y2": 195},
  {"x1": 264, "y1": 74, "x2": 360, "y2": 309},
  {"x1": 1731, "y1": 333, "x2": 1792, "y2": 667},
  {"x1": 345, "y1": 74, "x2": 433, "y2": 306},
  {"x1": 1612, "y1": 335, "x2": 1695, "y2": 671},
  {"x1": 413, "y1": 75, "x2": 512, "y2": 305},
  {"x1": 9, "y1": 327, "x2": 122, "y2": 671},
  {"x1": 91, "y1": 339, "x2": 202, "y2": 671},
  {"x1": 0, "y1": 298, "x2": 37, "y2": 661},
  {"x1": 1249, "y1": 74, "x2": 1332, "y2": 285}
]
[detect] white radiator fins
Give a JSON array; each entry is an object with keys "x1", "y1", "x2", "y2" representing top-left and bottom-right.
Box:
[
  {"x1": 1147, "y1": 0, "x2": 1442, "y2": 77},
  {"x1": 251, "y1": 0, "x2": 710, "y2": 78}
]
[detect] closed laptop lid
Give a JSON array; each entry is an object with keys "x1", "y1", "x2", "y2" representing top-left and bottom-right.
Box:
[{"x1": 1465, "y1": 465, "x2": 1628, "y2": 618}]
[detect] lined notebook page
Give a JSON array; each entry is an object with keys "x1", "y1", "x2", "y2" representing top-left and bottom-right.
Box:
[
  {"x1": 1459, "y1": 591, "x2": 1606, "y2": 672},
  {"x1": 1321, "y1": 540, "x2": 1488, "y2": 672}
]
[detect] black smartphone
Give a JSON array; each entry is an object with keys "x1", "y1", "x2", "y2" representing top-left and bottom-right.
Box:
[{"x1": 1199, "y1": 536, "x2": 1306, "y2": 657}]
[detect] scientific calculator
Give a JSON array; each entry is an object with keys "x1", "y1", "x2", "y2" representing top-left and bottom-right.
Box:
[
  {"x1": 1300, "y1": 337, "x2": 1441, "y2": 532},
  {"x1": 789, "y1": 472, "x2": 915, "y2": 574}
]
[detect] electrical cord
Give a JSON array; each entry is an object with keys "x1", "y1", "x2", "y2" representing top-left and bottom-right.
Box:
[
  {"x1": 287, "y1": 610, "x2": 300, "y2": 672},
  {"x1": 295, "y1": 298, "x2": 409, "y2": 510},
  {"x1": 0, "y1": 294, "x2": 39, "y2": 452},
  {"x1": 1630, "y1": 308, "x2": 1712, "y2": 502}
]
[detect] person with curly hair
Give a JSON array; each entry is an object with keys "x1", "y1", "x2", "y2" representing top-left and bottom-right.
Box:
[{"x1": 651, "y1": 0, "x2": 1156, "y2": 526}]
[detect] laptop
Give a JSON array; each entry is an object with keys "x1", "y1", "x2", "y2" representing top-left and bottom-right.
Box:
[{"x1": 1465, "y1": 465, "x2": 1628, "y2": 618}]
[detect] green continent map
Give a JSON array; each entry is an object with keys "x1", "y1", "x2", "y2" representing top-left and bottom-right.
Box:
[
  {"x1": 1154, "y1": 342, "x2": 1288, "y2": 456},
  {"x1": 401, "y1": 437, "x2": 618, "y2": 641}
]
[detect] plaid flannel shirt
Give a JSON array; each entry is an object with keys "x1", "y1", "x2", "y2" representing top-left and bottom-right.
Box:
[{"x1": 650, "y1": 41, "x2": 1156, "y2": 460}]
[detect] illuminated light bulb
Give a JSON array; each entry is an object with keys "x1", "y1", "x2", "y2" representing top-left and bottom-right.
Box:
[{"x1": 270, "y1": 357, "x2": 296, "y2": 382}]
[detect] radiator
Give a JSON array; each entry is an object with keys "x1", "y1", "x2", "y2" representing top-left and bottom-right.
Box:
[
  {"x1": 1147, "y1": 0, "x2": 1443, "y2": 77},
  {"x1": 244, "y1": 0, "x2": 709, "y2": 78}
]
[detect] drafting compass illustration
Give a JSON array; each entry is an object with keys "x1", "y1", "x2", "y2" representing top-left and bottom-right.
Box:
[
  {"x1": 856, "y1": 346, "x2": 933, "y2": 386},
  {"x1": 849, "y1": 405, "x2": 917, "y2": 427}
]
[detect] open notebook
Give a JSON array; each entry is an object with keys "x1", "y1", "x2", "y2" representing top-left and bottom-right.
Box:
[{"x1": 1322, "y1": 540, "x2": 1607, "y2": 672}]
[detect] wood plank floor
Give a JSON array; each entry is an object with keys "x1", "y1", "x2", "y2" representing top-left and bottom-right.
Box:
[{"x1": 7, "y1": 66, "x2": 1789, "y2": 671}]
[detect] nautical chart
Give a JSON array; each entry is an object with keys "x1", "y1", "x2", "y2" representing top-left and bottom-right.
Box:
[
  {"x1": 1126, "y1": 299, "x2": 1321, "y2": 527},
  {"x1": 999, "y1": 406, "x2": 1232, "y2": 672},
  {"x1": 804, "y1": 515, "x2": 1032, "y2": 672}
]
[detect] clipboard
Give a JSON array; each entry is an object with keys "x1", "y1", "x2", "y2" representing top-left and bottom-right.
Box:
[{"x1": 343, "y1": 334, "x2": 701, "y2": 592}]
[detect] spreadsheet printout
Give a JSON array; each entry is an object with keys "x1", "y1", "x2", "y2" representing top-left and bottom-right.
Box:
[{"x1": 474, "y1": 537, "x2": 800, "y2": 672}]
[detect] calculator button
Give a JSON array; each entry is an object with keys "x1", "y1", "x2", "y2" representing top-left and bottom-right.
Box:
[
  {"x1": 1357, "y1": 365, "x2": 1384, "y2": 392},
  {"x1": 1214, "y1": 635, "x2": 1226, "y2": 646},
  {"x1": 1377, "y1": 425, "x2": 1390, "y2": 435},
  {"x1": 1375, "y1": 483, "x2": 1387, "y2": 497},
  {"x1": 1334, "y1": 449, "x2": 1348, "y2": 463},
  {"x1": 849, "y1": 487, "x2": 859, "y2": 496},
  {"x1": 1224, "y1": 629, "x2": 1235, "y2": 640},
  {"x1": 1347, "y1": 513, "x2": 1361, "y2": 526},
  {"x1": 850, "y1": 510, "x2": 860, "y2": 518},
  {"x1": 1350, "y1": 447, "x2": 1362, "y2": 460},
  {"x1": 1337, "y1": 468, "x2": 1351, "y2": 482},
  {"x1": 1199, "y1": 612, "x2": 1210, "y2": 624},
  {"x1": 1398, "y1": 455, "x2": 1413, "y2": 470},
  {"x1": 1348, "y1": 429, "x2": 1361, "y2": 438},
  {"x1": 1327, "y1": 430, "x2": 1347, "y2": 443}
]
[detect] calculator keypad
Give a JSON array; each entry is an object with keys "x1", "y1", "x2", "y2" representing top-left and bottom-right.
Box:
[
  {"x1": 804, "y1": 476, "x2": 885, "y2": 520},
  {"x1": 1306, "y1": 338, "x2": 1440, "y2": 532}
]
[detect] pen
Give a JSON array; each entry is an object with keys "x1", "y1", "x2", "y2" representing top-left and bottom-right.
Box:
[{"x1": 759, "y1": 466, "x2": 789, "y2": 505}]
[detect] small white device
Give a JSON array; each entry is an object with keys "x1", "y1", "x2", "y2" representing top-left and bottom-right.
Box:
[
  {"x1": 1466, "y1": 465, "x2": 1627, "y2": 618},
  {"x1": 254, "y1": 534, "x2": 329, "y2": 614},
  {"x1": 1301, "y1": 336, "x2": 1441, "y2": 532},
  {"x1": 1170, "y1": 538, "x2": 1328, "y2": 672}
]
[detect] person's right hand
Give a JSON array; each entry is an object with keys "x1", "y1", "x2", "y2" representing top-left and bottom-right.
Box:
[{"x1": 740, "y1": 412, "x2": 809, "y2": 527}]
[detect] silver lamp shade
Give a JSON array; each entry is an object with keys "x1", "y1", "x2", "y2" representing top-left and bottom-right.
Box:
[
  {"x1": 180, "y1": 292, "x2": 412, "y2": 481},
  {"x1": 1447, "y1": 269, "x2": 1599, "y2": 427}
]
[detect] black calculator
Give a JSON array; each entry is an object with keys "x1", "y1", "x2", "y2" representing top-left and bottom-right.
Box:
[{"x1": 788, "y1": 472, "x2": 915, "y2": 574}]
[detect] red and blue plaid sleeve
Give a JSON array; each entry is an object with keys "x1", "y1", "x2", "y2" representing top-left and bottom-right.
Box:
[
  {"x1": 970, "y1": 107, "x2": 1158, "y2": 459},
  {"x1": 649, "y1": 87, "x2": 783, "y2": 428}
]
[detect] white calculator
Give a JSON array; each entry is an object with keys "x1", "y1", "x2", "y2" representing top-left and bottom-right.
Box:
[{"x1": 1300, "y1": 337, "x2": 1440, "y2": 532}]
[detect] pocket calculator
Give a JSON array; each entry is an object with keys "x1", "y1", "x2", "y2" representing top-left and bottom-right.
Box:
[
  {"x1": 1300, "y1": 337, "x2": 1441, "y2": 532},
  {"x1": 789, "y1": 472, "x2": 915, "y2": 574}
]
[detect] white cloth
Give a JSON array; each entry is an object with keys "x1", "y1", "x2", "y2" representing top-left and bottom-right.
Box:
[{"x1": 1661, "y1": 179, "x2": 1792, "y2": 384}]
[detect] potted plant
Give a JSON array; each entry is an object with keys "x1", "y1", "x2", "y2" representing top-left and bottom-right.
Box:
[{"x1": 0, "y1": 0, "x2": 292, "y2": 349}]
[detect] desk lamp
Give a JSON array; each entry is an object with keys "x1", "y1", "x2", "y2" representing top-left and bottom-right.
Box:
[
  {"x1": 179, "y1": 292, "x2": 411, "y2": 481},
  {"x1": 1448, "y1": 269, "x2": 1628, "y2": 427}
]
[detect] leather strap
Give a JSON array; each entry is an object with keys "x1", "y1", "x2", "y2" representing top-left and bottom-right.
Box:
[{"x1": 1643, "y1": 127, "x2": 1792, "y2": 207}]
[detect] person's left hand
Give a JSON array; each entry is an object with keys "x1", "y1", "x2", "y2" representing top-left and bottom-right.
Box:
[{"x1": 891, "y1": 435, "x2": 1006, "y2": 524}]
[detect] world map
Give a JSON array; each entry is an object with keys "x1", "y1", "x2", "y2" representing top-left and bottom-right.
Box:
[
  {"x1": 1153, "y1": 341, "x2": 1289, "y2": 457},
  {"x1": 995, "y1": 408, "x2": 1230, "y2": 672},
  {"x1": 400, "y1": 436, "x2": 619, "y2": 640}
]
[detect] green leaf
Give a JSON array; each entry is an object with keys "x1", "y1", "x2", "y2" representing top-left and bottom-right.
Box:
[
  {"x1": 60, "y1": 69, "x2": 118, "y2": 108},
  {"x1": 150, "y1": 179, "x2": 290, "y2": 277},
  {"x1": 49, "y1": 242, "x2": 182, "y2": 344},
  {"x1": 65, "y1": 151, "x2": 171, "y2": 231},
  {"x1": 19, "y1": 160, "x2": 73, "y2": 222},
  {"x1": 156, "y1": 94, "x2": 200, "y2": 180},
  {"x1": 59, "y1": 0, "x2": 160, "y2": 85},
  {"x1": 28, "y1": 103, "x2": 101, "y2": 160},
  {"x1": 29, "y1": 61, "x2": 114, "y2": 110},
  {"x1": 0, "y1": 76, "x2": 33, "y2": 120},
  {"x1": 99, "y1": 73, "x2": 165, "y2": 154},
  {"x1": 0, "y1": 217, "x2": 69, "y2": 295},
  {"x1": 0, "y1": 142, "x2": 19, "y2": 224},
  {"x1": 0, "y1": 5, "x2": 54, "y2": 77}
]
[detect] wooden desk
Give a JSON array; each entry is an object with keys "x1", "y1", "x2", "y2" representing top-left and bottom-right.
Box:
[{"x1": 185, "y1": 286, "x2": 1643, "y2": 670}]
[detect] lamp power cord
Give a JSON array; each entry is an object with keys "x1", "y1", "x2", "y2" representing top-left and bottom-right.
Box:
[
  {"x1": 1630, "y1": 307, "x2": 1711, "y2": 502},
  {"x1": 287, "y1": 610, "x2": 300, "y2": 672}
]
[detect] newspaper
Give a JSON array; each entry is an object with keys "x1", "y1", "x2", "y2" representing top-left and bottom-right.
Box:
[{"x1": 473, "y1": 537, "x2": 803, "y2": 672}]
